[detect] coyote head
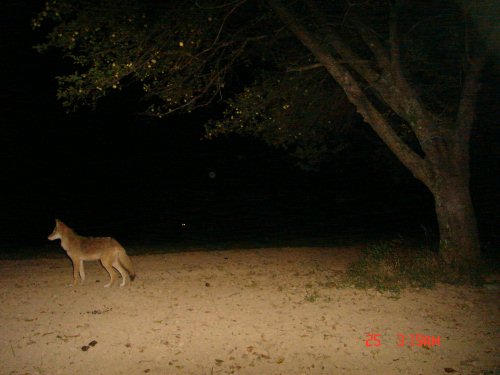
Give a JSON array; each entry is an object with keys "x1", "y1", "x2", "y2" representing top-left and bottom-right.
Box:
[{"x1": 48, "y1": 219, "x2": 65, "y2": 241}]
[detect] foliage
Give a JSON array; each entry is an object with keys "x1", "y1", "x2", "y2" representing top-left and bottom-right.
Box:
[
  {"x1": 29, "y1": 1, "x2": 379, "y2": 167},
  {"x1": 206, "y1": 71, "x2": 356, "y2": 168},
  {"x1": 33, "y1": 0, "x2": 475, "y2": 165},
  {"x1": 33, "y1": 0, "x2": 269, "y2": 115}
]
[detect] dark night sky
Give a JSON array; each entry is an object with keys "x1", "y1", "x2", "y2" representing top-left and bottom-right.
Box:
[{"x1": 1, "y1": 1, "x2": 498, "y2": 252}]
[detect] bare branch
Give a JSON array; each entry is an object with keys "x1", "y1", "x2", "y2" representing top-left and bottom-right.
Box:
[
  {"x1": 286, "y1": 59, "x2": 372, "y2": 73},
  {"x1": 389, "y1": 3, "x2": 404, "y2": 84},
  {"x1": 286, "y1": 63, "x2": 323, "y2": 73},
  {"x1": 195, "y1": 0, "x2": 245, "y2": 10},
  {"x1": 211, "y1": 0, "x2": 247, "y2": 47}
]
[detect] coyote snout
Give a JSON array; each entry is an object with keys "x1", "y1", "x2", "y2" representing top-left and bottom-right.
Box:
[{"x1": 48, "y1": 219, "x2": 136, "y2": 287}]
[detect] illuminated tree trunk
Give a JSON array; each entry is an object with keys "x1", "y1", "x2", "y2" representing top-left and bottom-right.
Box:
[
  {"x1": 430, "y1": 171, "x2": 480, "y2": 262},
  {"x1": 420, "y1": 130, "x2": 481, "y2": 262}
]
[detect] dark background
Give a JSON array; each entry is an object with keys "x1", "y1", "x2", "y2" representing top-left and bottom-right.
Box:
[{"x1": 1, "y1": 1, "x2": 498, "y2": 254}]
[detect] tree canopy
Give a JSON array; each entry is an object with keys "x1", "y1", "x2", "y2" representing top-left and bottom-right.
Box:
[{"x1": 34, "y1": 1, "x2": 357, "y2": 165}]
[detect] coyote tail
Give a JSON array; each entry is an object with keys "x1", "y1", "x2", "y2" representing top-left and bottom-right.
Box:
[{"x1": 118, "y1": 249, "x2": 136, "y2": 281}]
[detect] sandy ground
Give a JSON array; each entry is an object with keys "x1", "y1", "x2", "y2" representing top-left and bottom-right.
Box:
[{"x1": 0, "y1": 246, "x2": 498, "y2": 375}]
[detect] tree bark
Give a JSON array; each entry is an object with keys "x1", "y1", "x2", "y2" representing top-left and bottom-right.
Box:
[
  {"x1": 431, "y1": 172, "x2": 480, "y2": 263},
  {"x1": 422, "y1": 129, "x2": 481, "y2": 262}
]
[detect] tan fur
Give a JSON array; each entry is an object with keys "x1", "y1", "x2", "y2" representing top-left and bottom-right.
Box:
[{"x1": 48, "y1": 219, "x2": 136, "y2": 287}]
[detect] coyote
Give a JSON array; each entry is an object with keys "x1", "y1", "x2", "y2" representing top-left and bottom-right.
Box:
[{"x1": 48, "y1": 219, "x2": 136, "y2": 287}]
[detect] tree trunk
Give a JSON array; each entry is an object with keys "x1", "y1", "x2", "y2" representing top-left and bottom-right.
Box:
[{"x1": 428, "y1": 166, "x2": 480, "y2": 263}]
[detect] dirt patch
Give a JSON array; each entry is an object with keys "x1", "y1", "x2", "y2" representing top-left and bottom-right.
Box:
[{"x1": 0, "y1": 247, "x2": 498, "y2": 374}]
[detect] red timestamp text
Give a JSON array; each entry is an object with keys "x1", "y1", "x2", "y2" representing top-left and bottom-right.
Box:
[{"x1": 365, "y1": 333, "x2": 441, "y2": 347}]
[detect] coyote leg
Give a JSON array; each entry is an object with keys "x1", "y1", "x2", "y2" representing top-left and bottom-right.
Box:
[
  {"x1": 113, "y1": 260, "x2": 128, "y2": 287},
  {"x1": 71, "y1": 258, "x2": 80, "y2": 286},
  {"x1": 78, "y1": 259, "x2": 85, "y2": 284},
  {"x1": 101, "y1": 255, "x2": 117, "y2": 288}
]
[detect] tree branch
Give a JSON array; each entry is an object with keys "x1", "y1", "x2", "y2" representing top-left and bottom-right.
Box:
[
  {"x1": 211, "y1": 0, "x2": 247, "y2": 47},
  {"x1": 307, "y1": 1, "x2": 438, "y2": 142},
  {"x1": 267, "y1": 0, "x2": 430, "y2": 184},
  {"x1": 306, "y1": 0, "x2": 382, "y2": 86},
  {"x1": 286, "y1": 63, "x2": 323, "y2": 73},
  {"x1": 389, "y1": 3, "x2": 404, "y2": 82},
  {"x1": 375, "y1": 2, "x2": 442, "y2": 145},
  {"x1": 456, "y1": 56, "x2": 485, "y2": 146},
  {"x1": 285, "y1": 60, "x2": 372, "y2": 73},
  {"x1": 356, "y1": 23, "x2": 390, "y2": 69}
]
